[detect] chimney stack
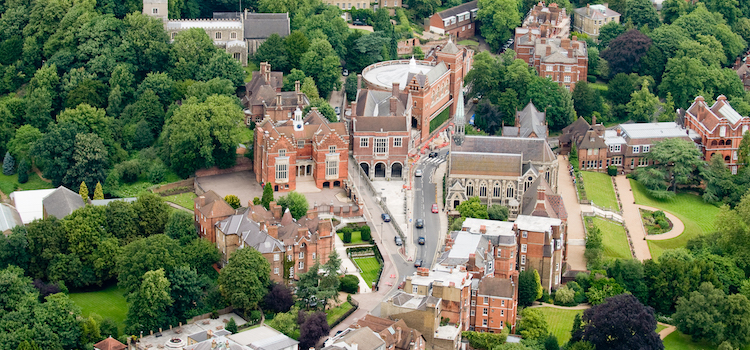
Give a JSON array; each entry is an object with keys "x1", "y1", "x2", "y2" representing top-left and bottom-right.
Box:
[
  {"x1": 480, "y1": 225, "x2": 487, "y2": 234},
  {"x1": 390, "y1": 82, "x2": 400, "y2": 115},
  {"x1": 268, "y1": 224, "x2": 278, "y2": 239},
  {"x1": 271, "y1": 201, "x2": 282, "y2": 219},
  {"x1": 357, "y1": 74, "x2": 363, "y2": 91},
  {"x1": 586, "y1": 4, "x2": 590, "y2": 15},
  {"x1": 616, "y1": 127, "x2": 622, "y2": 136},
  {"x1": 591, "y1": 114, "x2": 596, "y2": 125},
  {"x1": 276, "y1": 93, "x2": 282, "y2": 107},
  {"x1": 535, "y1": 187, "x2": 546, "y2": 212},
  {"x1": 546, "y1": 46, "x2": 551, "y2": 56}
]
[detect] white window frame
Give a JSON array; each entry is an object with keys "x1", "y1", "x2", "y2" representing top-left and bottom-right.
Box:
[
  {"x1": 298, "y1": 261, "x2": 304, "y2": 270},
  {"x1": 375, "y1": 137, "x2": 388, "y2": 153},
  {"x1": 471, "y1": 310, "x2": 475, "y2": 316},
  {"x1": 483, "y1": 296, "x2": 489, "y2": 304},
  {"x1": 564, "y1": 66, "x2": 572, "y2": 72},
  {"x1": 231, "y1": 32, "x2": 237, "y2": 39},
  {"x1": 482, "y1": 308, "x2": 488, "y2": 316},
  {"x1": 482, "y1": 319, "x2": 487, "y2": 326},
  {"x1": 610, "y1": 144, "x2": 621, "y2": 152},
  {"x1": 546, "y1": 65, "x2": 553, "y2": 72},
  {"x1": 632, "y1": 146, "x2": 640, "y2": 153},
  {"x1": 521, "y1": 244, "x2": 527, "y2": 253},
  {"x1": 298, "y1": 140, "x2": 305, "y2": 148},
  {"x1": 278, "y1": 149, "x2": 286, "y2": 157},
  {"x1": 312, "y1": 252, "x2": 316, "y2": 260},
  {"x1": 276, "y1": 163, "x2": 288, "y2": 181},
  {"x1": 471, "y1": 300, "x2": 476, "y2": 306},
  {"x1": 612, "y1": 156, "x2": 622, "y2": 166},
  {"x1": 326, "y1": 158, "x2": 339, "y2": 178},
  {"x1": 564, "y1": 76, "x2": 571, "y2": 83},
  {"x1": 413, "y1": 286, "x2": 418, "y2": 293},
  {"x1": 522, "y1": 231, "x2": 527, "y2": 238},
  {"x1": 521, "y1": 255, "x2": 526, "y2": 265},
  {"x1": 360, "y1": 137, "x2": 369, "y2": 147},
  {"x1": 643, "y1": 145, "x2": 650, "y2": 153},
  {"x1": 274, "y1": 254, "x2": 280, "y2": 261},
  {"x1": 329, "y1": 145, "x2": 336, "y2": 153},
  {"x1": 215, "y1": 32, "x2": 222, "y2": 39},
  {"x1": 556, "y1": 262, "x2": 560, "y2": 271},
  {"x1": 394, "y1": 137, "x2": 402, "y2": 147},
  {"x1": 274, "y1": 267, "x2": 279, "y2": 275}
]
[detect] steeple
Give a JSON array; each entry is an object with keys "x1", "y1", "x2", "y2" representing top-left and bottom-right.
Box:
[
  {"x1": 453, "y1": 84, "x2": 466, "y2": 145},
  {"x1": 293, "y1": 106, "x2": 304, "y2": 131}
]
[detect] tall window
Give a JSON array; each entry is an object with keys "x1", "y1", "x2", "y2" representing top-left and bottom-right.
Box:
[
  {"x1": 493, "y1": 184, "x2": 501, "y2": 197},
  {"x1": 524, "y1": 177, "x2": 533, "y2": 191},
  {"x1": 479, "y1": 183, "x2": 487, "y2": 197},
  {"x1": 278, "y1": 149, "x2": 286, "y2": 157},
  {"x1": 643, "y1": 145, "x2": 650, "y2": 153},
  {"x1": 394, "y1": 138, "x2": 402, "y2": 147},
  {"x1": 298, "y1": 252, "x2": 304, "y2": 259},
  {"x1": 483, "y1": 308, "x2": 488, "y2": 315},
  {"x1": 276, "y1": 163, "x2": 288, "y2": 180},
  {"x1": 521, "y1": 244, "x2": 527, "y2": 253},
  {"x1": 506, "y1": 185, "x2": 514, "y2": 198},
  {"x1": 171, "y1": 32, "x2": 177, "y2": 40},
  {"x1": 360, "y1": 137, "x2": 369, "y2": 147},
  {"x1": 521, "y1": 255, "x2": 526, "y2": 264},
  {"x1": 466, "y1": 183, "x2": 474, "y2": 196},
  {"x1": 233, "y1": 53, "x2": 241, "y2": 60},
  {"x1": 564, "y1": 76, "x2": 571, "y2": 83},
  {"x1": 326, "y1": 159, "x2": 338, "y2": 177},
  {"x1": 375, "y1": 138, "x2": 388, "y2": 153},
  {"x1": 152, "y1": 8, "x2": 158, "y2": 13},
  {"x1": 215, "y1": 32, "x2": 222, "y2": 39},
  {"x1": 231, "y1": 32, "x2": 237, "y2": 39},
  {"x1": 298, "y1": 261, "x2": 304, "y2": 270},
  {"x1": 612, "y1": 156, "x2": 622, "y2": 166}
]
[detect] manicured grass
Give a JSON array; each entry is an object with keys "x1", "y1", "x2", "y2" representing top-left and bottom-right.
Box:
[
  {"x1": 580, "y1": 171, "x2": 618, "y2": 211},
  {"x1": 0, "y1": 172, "x2": 54, "y2": 195},
  {"x1": 353, "y1": 257, "x2": 382, "y2": 286},
  {"x1": 589, "y1": 217, "x2": 631, "y2": 260},
  {"x1": 238, "y1": 127, "x2": 254, "y2": 146},
  {"x1": 429, "y1": 108, "x2": 451, "y2": 133},
  {"x1": 661, "y1": 329, "x2": 750, "y2": 350},
  {"x1": 111, "y1": 171, "x2": 183, "y2": 198},
  {"x1": 656, "y1": 324, "x2": 667, "y2": 334},
  {"x1": 630, "y1": 180, "x2": 720, "y2": 260},
  {"x1": 325, "y1": 301, "x2": 353, "y2": 326},
  {"x1": 337, "y1": 231, "x2": 363, "y2": 244},
  {"x1": 244, "y1": 62, "x2": 259, "y2": 82},
  {"x1": 589, "y1": 82, "x2": 608, "y2": 91},
  {"x1": 164, "y1": 192, "x2": 197, "y2": 209},
  {"x1": 457, "y1": 40, "x2": 479, "y2": 48},
  {"x1": 69, "y1": 285, "x2": 129, "y2": 334},
  {"x1": 536, "y1": 307, "x2": 582, "y2": 345}
]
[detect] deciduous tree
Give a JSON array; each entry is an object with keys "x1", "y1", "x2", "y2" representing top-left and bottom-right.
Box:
[
  {"x1": 125, "y1": 268, "x2": 173, "y2": 334},
  {"x1": 582, "y1": 294, "x2": 662, "y2": 350},
  {"x1": 518, "y1": 269, "x2": 543, "y2": 306},
  {"x1": 518, "y1": 308, "x2": 549, "y2": 340},
  {"x1": 277, "y1": 191, "x2": 309, "y2": 220},
  {"x1": 218, "y1": 247, "x2": 270, "y2": 311},
  {"x1": 600, "y1": 29, "x2": 651, "y2": 76},
  {"x1": 478, "y1": 0, "x2": 521, "y2": 51}
]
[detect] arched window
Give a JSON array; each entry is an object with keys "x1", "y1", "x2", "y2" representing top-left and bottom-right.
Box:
[
  {"x1": 479, "y1": 183, "x2": 487, "y2": 197},
  {"x1": 726, "y1": 139, "x2": 732, "y2": 146},
  {"x1": 466, "y1": 182, "x2": 474, "y2": 196},
  {"x1": 506, "y1": 185, "x2": 514, "y2": 199},
  {"x1": 493, "y1": 183, "x2": 501, "y2": 197},
  {"x1": 524, "y1": 176, "x2": 533, "y2": 191}
]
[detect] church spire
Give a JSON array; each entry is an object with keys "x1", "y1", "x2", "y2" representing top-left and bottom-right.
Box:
[{"x1": 453, "y1": 84, "x2": 466, "y2": 145}]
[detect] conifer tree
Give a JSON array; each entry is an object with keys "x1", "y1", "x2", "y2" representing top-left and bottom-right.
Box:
[
  {"x1": 93, "y1": 182, "x2": 104, "y2": 200},
  {"x1": 79, "y1": 181, "x2": 89, "y2": 202}
]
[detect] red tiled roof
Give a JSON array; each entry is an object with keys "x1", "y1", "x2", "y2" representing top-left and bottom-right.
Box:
[{"x1": 94, "y1": 337, "x2": 126, "y2": 350}]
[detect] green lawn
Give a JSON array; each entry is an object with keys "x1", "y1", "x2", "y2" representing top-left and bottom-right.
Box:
[
  {"x1": 590, "y1": 82, "x2": 608, "y2": 91},
  {"x1": 69, "y1": 285, "x2": 128, "y2": 334},
  {"x1": 536, "y1": 307, "x2": 582, "y2": 345},
  {"x1": 656, "y1": 324, "x2": 667, "y2": 333},
  {"x1": 111, "y1": 171, "x2": 183, "y2": 198},
  {"x1": 629, "y1": 180, "x2": 720, "y2": 260},
  {"x1": 325, "y1": 302, "x2": 353, "y2": 326},
  {"x1": 662, "y1": 329, "x2": 750, "y2": 350},
  {"x1": 429, "y1": 108, "x2": 451, "y2": 133},
  {"x1": 457, "y1": 40, "x2": 479, "y2": 48},
  {"x1": 164, "y1": 192, "x2": 197, "y2": 209},
  {"x1": 244, "y1": 62, "x2": 259, "y2": 82},
  {"x1": 353, "y1": 257, "x2": 382, "y2": 286},
  {"x1": 0, "y1": 172, "x2": 54, "y2": 195},
  {"x1": 580, "y1": 171, "x2": 618, "y2": 211},
  {"x1": 337, "y1": 231, "x2": 363, "y2": 244},
  {"x1": 589, "y1": 217, "x2": 632, "y2": 260}
]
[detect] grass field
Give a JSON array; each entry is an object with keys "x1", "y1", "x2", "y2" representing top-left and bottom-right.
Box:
[
  {"x1": 164, "y1": 192, "x2": 197, "y2": 209},
  {"x1": 0, "y1": 172, "x2": 54, "y2": 195},
  {"x1": 353, "y1": 257, "x2": 381, "y2": 286},
  {"x1": 69, "y1": 285, "x2": 129, "y2": 333},
  {"x1": 630, "y1": 180, "x2": 720, "y2": 259},
  {"x1": 536, "y1": 307, "x2": 583, "y2": 345},
  {"x1": 337, "y1": 231, "x2": 363, "y2": 244},
  {"x1": 656, "y1": 324, "x2": 667, "y2": 333},
  {"x1": 325, "y1": 302, "x2": 353, "y2": 326},
  {"x1": 589, "y1": 217, "x2": 632, "y2": 260},
  {"x1": 244, "y1": 62, "x2": 259, "y2": 82},
  {"x1": 580, "y1": 171, "x2": 619, "y2": 211}
]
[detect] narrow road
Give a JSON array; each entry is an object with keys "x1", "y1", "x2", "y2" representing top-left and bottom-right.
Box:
[{"x1": 411, "y1": 150, "x2": 447, "y2": 269}]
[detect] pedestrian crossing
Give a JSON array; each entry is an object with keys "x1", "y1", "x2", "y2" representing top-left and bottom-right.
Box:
[{"x1": 422, "y1": 157, "x2": 446, "y2": 165}]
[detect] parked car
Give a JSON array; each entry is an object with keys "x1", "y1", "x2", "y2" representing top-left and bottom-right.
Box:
[
  {"x1": 352, "y1": 19, "x2": 366, "y2": 26},
  {"x1": 414, "y1": 259, "x2": 423, "y2": 267},
  {"x1": 415, "y1": 169, "x2": 423, "y2": 177},
  {"x1": 335, "y1": 106, "x2": 341, "y2": 115},
  {"x1": 416, "y1": 218, "x2": 424, "y2": 228},
  {"x1": 418, "y1": 236, "x2": 425, "y2": 245},
  {"x1": 395, "y1": 235, "x2": 403, "y2": 246},
  {"x1": 432, "y1": 204, "x2": 439, "y2": 213},
  {"x1": 429, "y1": 151, "x2": 438, "y2": 158},
  {"x1": 381, "y1": 213, "x2": 391, "y2": 222},
  {"x1": 342, "y1": 69, "x2": 349, "y2": 76}
]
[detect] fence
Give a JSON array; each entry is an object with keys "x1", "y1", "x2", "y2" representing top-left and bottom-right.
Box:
[
  {"x1": 329, "y1": 298, "x2": 360, "y2": 329},
  {"x1": 188, "y1": 306, "x2": 235, "y2": 323}
]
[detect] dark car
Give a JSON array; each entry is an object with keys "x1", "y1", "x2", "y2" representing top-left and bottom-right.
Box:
[
  {"x1": 416, "y1": 218, "x2": 424, "y2": 228},
  {"x1": 418, "y1": 236, "x2": 425, "y2": 245},
  {"x1": 429, "y1": 151, "x2": 438, "y2": 158},
  {"x1": 352, "y1": 19, "x2": 366, "y2": 26},
  {"x1": 395, "y1": 235, "x2": 403, "y2": 246},
  {"x1": 414, "y1": 259, "x2": 423, "y2": 267},
  {"x1": 382, "y1": 213, "x2": 391, "y2": 222}
]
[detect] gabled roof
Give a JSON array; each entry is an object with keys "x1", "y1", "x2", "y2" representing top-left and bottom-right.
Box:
[
  {"x1": 452, "y1": 136, "x2": 556, "y2": 163},
  {"x1": 9, "y1": 188, "x2": 56, "y2": 224},
  {"x1": 451, "y1": 152, "x2": 523, "y2": 177},
  {"x1": 194, "y1": 190, "x2": 235, "y2": 219},
  {"x1": 42, "y1": 186, "x2": 85, "y2": 220},
  {"x1": 686, "y1": 95, "x2": 750, "y2": 132},
  {"x1": 436, "y1": 0, "x2": 478, "y2": 19},
  {"x1": 476, "y1": 277, "x2": 514, "y2": 298},
  {"x1": 216, "y1": 208, "x2": 284, "y2": 254},
  {"x1": 521, "y1": 176, "x2": 567, "y2": 219},
  {"x1": 243, "y1": 13, "x2": 290, "y2": 39},
  {"x1": 578, "y1": 128, "x2": 607, "y2": 149},
  {"x1": 505, "y1": 101, "x2": 547, "y2": 138},
  {"x1": 441, "y1": 39, "x2": 459, "y2": 54},
  {"x1": 354, "y1": 116, "x2": 410, "y2": 132},
  {"x1": 573, "y1": 4, "x2": 620, "y2": 19},
  {"x1": 355, "y1": 89, "x2": 410, "y2": 117}
]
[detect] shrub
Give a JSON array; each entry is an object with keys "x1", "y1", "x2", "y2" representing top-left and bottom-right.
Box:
[
  {"x1": 250, "y1": 310, "x2": 262, "y2": 323},
  {"x1": 2, "y1": 152, "x2": 14, "y2": 175},
  {"x1": 17, "y1": 158, "x2": 29, "y2": 183},
  {"x1": 360, "y1": 225, "x2": 371, "y2": 241},
  {"x1": 147, "y1": 161, "x2": 167, "y2": 183},
  {"x1": 339, "y1": 275, "x2": 360, "y2": 293},
  {"x1": 343, "y1": 230, "x2": 352, "y2": 243},
  {"x1": 119, "y1": 160, "x2": 141, "y2": 183},
  {"x1": 587, "y1": 75, "x2": 596, "y2": 83},
  {"x1": 226, "y1": 317, "x2": 238, "y2": 333},
  {"x1": 607, "y1": 165, "x2": 617, "y2": 176},
  {"x1": 554, "y1": 286, "x2": 576, "y2": 305},
  {"x1": 224, "y1": 195, "x2": 241, "y2": 209},
  {"x1": 657, "y1": 219, "x2": 669, "y2": 229},
  {"x1": 253, "y1": 197, "x2": 261, "y2": 205}
]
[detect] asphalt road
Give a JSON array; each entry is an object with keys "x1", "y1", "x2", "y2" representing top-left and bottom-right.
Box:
[{"x1": 412, "y1": 150, "x2": 448, "y2": 270}]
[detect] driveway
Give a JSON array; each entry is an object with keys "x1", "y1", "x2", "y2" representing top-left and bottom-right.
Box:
[
  {"x1": 196, "y1": 171, "x2": 262, "y2": 206},
  {"x1": 557, "y1": 155, "x2": 587, "y2": 271},
  {"x1": 613, "y1": 176, "x2": 652, "y2": 261}
]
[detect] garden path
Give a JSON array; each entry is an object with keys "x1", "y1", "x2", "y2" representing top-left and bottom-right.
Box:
[
  {"x1": 557, "y1": 155, "x2": 587, "y2": 271},
  {"x1": 638, "y1": 205, "x2": 685, "y2": 241},
  {"x1": 613, "y1": 176, "x2": 652, "y2": 261},
  {"x1": 165, "y1": 201, "x2": 192, "y2": 213},
  {"x1": 658, "y1": 323, "x2": 677, "y2": 340}
]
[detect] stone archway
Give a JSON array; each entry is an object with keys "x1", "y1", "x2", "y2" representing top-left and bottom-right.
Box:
[
  {"x1": 391, "y1": 163, "x2": 403, "y2": 178},
  {"x1": 374, "y1": 162, "x2": 386, "y2": 178},
  {"x1": 360, "y1": 163, "x2": 370, "y2": 177}
]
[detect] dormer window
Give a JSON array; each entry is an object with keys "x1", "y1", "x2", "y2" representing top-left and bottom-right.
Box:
[{"x1": 279, "y1": 149, "x2": 286, "y2": 157}]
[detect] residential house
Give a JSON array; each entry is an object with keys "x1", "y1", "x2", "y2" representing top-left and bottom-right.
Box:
[
  {"x1": 322, "y1": 327, "x2": 386, "y2": 350},
  {"x1": 325, "y1": 0, "x2": 371, "y2": 10},
  {"x1": 572, "y1": 4, "x2": 621, "y2": 38},
  {"x1": 8, "y1": 188, "x2": 55, "y2": 224},
  {"x1": 360, "y1": 42, "x2": 473, "y2": 144},
  {"x1": 519, "y1": 2, "x2": 570, "y2": 40},
  {"x1": 254, "y1": 108, "x2": 349, "y2": 192},
  {"x1": 0, "y1": 203, "x2": 22, "y2": 235},
  {"x1": 143, "y1": 0, "x2": 291, "y2": 65},
  {"x1": 380, "y1": 292, "x2": 459, "y2": 350},
  {"x1": 352, "y1": 315, "x2": 427, "y2": 350},
  {"x1": 425, "y1": 1, "x2": 478, "y2": 39},
  {"x1": 457, "y1": 218, "x2": 519, "y2": 280},
  {"x1": 470, "y1": 278, "x2": 517, "y2": 333},
  {"x1": 376, "y1": 0, "x2": 405, "y2": 9},
  {"x1": 514, "y1": 35, "x2": 588, "y2": 90},
  {"x1": 42, "y1": 186, "x2": 85, "y2": 220},
  {"x1": 228, "y1": 324, "x2": 299, "y2": 350},
  {"x1": 734, "y1": 58, "x2": 750, "y2": 91},
  {"x1": 684, "y1": 95, "x2": 750, "y2": 173},
  {"x1": 446, "y1": 135, "x2": 558, "y2": 220},
  {"x1": 501, "y1": 101, "x2": 548, "y2": 138},
  {"x1": 94, "y1": 337, "x2": 127, "y2": 350},
  {"x1": 215, "y1": 206, "x2": 286, "y2": 282},
  {"x1": 351, "y1": 83, "x2": 412, "y2": 179},
  {"x1": 401, "y1": 268, "x2": 472, "y2": 333},
  {"x1": 242, "y1": 62, "x2": 310, "y2": 124},
  {"x1": 515, "y1": 215, "x2": 564, "y2": 291},
  {"x1": 194, "y1": 190, "x2": 236, "y2": 243},
  {"x1": 558, "y1": 116, "x2": 597, "y2": 155}
]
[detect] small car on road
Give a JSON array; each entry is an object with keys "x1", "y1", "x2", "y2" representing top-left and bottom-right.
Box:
[
  {"x1": 432, "y1": 204, "x2": 439, "y2": 213},
  {"x1": 394, "y1": 235, "x2": 403, "y2": 246},
  {"x1": 428, "y1": 151, "x2": 438, "y2": 158},
  {"x1": 381, "y1": 213, "x2": 391, "y2": 222},
  {"x1": 418, "y1": 236, "x2": 425, "y2": 245},
  {"x1": 416, "y1": 218, "x2": 424, "y2": 228},
  {"x1": 414, "y1": 259, "x2": 423, "y2": 267},
  {"x1": 415, "y1": 169, "x2": 423, "y2": 177}
]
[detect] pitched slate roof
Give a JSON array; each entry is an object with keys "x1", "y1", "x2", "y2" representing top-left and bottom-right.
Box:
[
  {"x1": 194, "y1": 190, "x2": 235, "y2": 219},
  {"x1": 436, "y1": 0, "x2": 478, "y2": 19},
  {"x1": 355, "y1": 89, "x2": 409, "y2": 117},
  {"x1": 504, "y1": 101, "x2": 547, "y2": 138},
  {"x1": 578, "y1": 128, "x2": 607, "y2": 150},
  {"x1": 560, "y1": 116, "x2": 590, "y2": 144},
  {"x1": 216, "y1": 208, "x2": 284, "y2": 254},
  {"x1": 243, "y1": 13, "x2": 290, "y2": 39},
  {"x1": 42, "y1": 186, "x2": 84, "y2": 220},
  {"x1": 354, "y1": 116, "x2": 410, "y2": 132},
  {"x1": 573, "y1": 4, "x2": 620, "y2": 20},
  {"x1": 450, "y1": 152, "x2": 523, "y2": 177},
  {"x1": 452, "y1": 136, "x2": 556, "y2": 163}
]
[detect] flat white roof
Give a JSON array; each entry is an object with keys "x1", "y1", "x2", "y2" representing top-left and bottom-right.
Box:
[
  {"x1": 514, "y1": 215, "x2": 561, "y2": 232},
  {"x1": 461, "y1": 218, "x2": 516, "y2": 236},
  {"x1": 410, "y1": 268, "x2": 471, "y2": 287},
  {"x1": 620, "y1": 122, "x2": 688, "y2": 139},
  {"x1": 448, "y1": 232, "x2": 482, "y2": 259},
  {"x1": 603, "y1": 129, "x2": 626, "y2": 145},
  {"x1": 362, "y1": 59, "x2": 434, "y2": 90},
  {"x1": 9, "y1": 188, "x2": 56, "y2": 224}
]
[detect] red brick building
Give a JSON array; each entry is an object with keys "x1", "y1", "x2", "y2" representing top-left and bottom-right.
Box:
[
  {"x1": 242, "y1": 62, "x2": 310, "y2": 124},
  {"x1": 351, "y1": 83, "x2": 412, "y2": 179},
  {"x1": 514, "y1": 34, "x2": 588, "y2": 91},
  {"x1": 254, "y1": 108, "x2": 349, "y2": 192},
  {"x1": 470, "y1": 278, "x2": 517, "y2": 333},
  {"x1": 425, "y1": 1, "x2": 478, "y2": 39},
  {"x1": 685, "y1": 95, "x2": 750, "y2": 173},
  {"x1": 515, "y1": 214, "x2": 564, "y2": 291},
  {"x1": 194, "y1": 190, "x2": 236, "y2": 243},
  {"x1": 519, "y1": 2, "x2": 570, "y2": 40}
]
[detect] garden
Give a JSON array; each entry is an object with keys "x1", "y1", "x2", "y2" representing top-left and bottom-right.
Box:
[
  {"x1": 585, "y1": 217, "x2": 631, "y2": 260},
  {"x1": 163, "y1": 192, "x2": 197, "y2": 210},
  {"x1": 337, "y1": 223, "x2": 372, "y2": 244},
  {"x1": 640, "y1": 209, "x2": 672, "y2": 235},
  {"x1": 535, "y1": 307, "x2": 582, "y2": 345},
  {"x1": 0, "y1": 171, "x2": 53, "y2": 196},
  {"x1": 580, "y1": 171, "x2": 619, "y2": 211},
  {"x1": 353, "y1": 257, "x2": 381, "y2": 287},
  {"x1": 325, "y1": 301, "x2": 354, "y2": 327},
  {"x1": 629, "y1": 180, "x2": 719, "y2": 259},
  {"x1": 69, "y1": 285, "x2": 129, "y2": 335}
]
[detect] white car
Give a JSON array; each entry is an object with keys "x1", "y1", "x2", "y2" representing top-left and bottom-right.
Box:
[{"x1": 415, "y1": 169, "x2": 423, "y2": 177}]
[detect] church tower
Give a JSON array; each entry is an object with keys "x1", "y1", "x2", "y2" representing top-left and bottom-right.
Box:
[
  {"x1": 453, "y1": 84, "x2": 466, "y2": 145},
  {"x1": 143, "y1": 0, "x2": 168, "y2": 22}
]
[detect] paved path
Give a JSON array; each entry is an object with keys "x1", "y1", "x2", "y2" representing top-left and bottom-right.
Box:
[
  {"x1": 557, "y1": 156, "x2": 587, "y2": 271},
  {"x1": 165, "y1": 201, "x2": 192, "y2": 212},
  {"x1": 658, "y1": 323, "x2": 676, "y2": 340},
  {"x1": 613, "y1": 176, "x2": 651, "y2": 261},
  {"x1": 530, "y1": 302, "x2": 591, "y2": 310},
  {"x1": 579, "y1": 204, "x2": 623, "y2": 223},
  {"x1": 640, "y1": 205, "x2": 685, "y2": 241}
]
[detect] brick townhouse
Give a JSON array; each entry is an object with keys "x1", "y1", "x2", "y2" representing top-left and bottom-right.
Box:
[
  {"x1": 514, "y1": 35, "x2": 588, "y2": 90},
  {"x1": 425, "y1": 1, "x2": 478, "y2": 39},
  {"x1": 242, "y1": 62, "x2": 310, "y2": 124},
  {"x1": 519, "y1": 2, "x2": 570, "y2": 41},
  {"x1": 194, "y1": 190, "x2": 235, "y2": 243},
  {"x1": 470, "y1": 278, "x2": 517, "y2": 333},
  {"x1": 684, "y1": 95, "x2": 750, "y2": 173}
]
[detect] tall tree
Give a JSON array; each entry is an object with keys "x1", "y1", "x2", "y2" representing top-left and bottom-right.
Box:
[
  {"x1": 255, "y1": 33, "x2": 289, "y2": 73},
  {"x1": 125, "y1": 268, "x2": 173, "y2": 334},
  {"x1": 518, "y1": 308, "x2": 549, "y2": 340},
  {"x1": 626, "y1": 81, "x2": 660, "y2": 122},
  {"x1": 477, "y1": 0, "x2": 521, "y2": 51},
  {"x1": 299, "y1": 311, "x2": 330, "y2": 350},
  {"x1": 581, "y1": 294, "x2": 663, "y2": 350},
  {"x1": 218, "y1": 247, "x2": 270, "y2": 311},
  {"x1": 644, "y1": 138, "x2": 704, "y2": 194},
  {"x1": 197, "y1": 51, "x2": 245, "y2": 88},
  {"x1": 261, "y1": 183, "x2": 274, "y2": 209},
  {"x1": 518, "y1": 269, "x2": 543, "y2": 306},
  {"x1": 456, "y1": 197, "x2": 489, "y2": 219},
  {"x1": 132, "y1": 193, "x2": 170, "y2": 238},
  {"x1": 276, "y1": 191, "x2": 309, "y2": 220},
  {"x1": 169, "y1": 28, "x2": 216, "y2": 81},
  {"x1": 167, "y1": 266, "x2": 204, "y2": 323},
  {"x1": 600, "y1": 29, "x2": 652, "y2": 77},
  {"x1": 117, "y1": 234, "x2": 183, "y2": 294},
  {"x1": 624, "y1": 0, "x2": 660, "y2": 29}
]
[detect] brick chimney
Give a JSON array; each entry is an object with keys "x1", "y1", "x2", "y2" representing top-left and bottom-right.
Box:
[
  {"x1": 296, "y1": 80, "x2": 303, "y2": 105},
  {"x1": 535, "y1": 187, "x2": 546, "y2": 211},
  {"x1": 261, "y1": 62, "x2": 270, "y2": 82},
  {"x1": 276, "y1": 93, "x2": 282, "y2": 107},
  {"x1": 196, "y1": 195, "x2": 206, "y2": 209},
  {"x1": 591, "y1": 114, "x2": 596, "y2": 125},
  {"x1": 480, "y1": 225, "x2": 486, "y2": 234},
  {"x1": 586, "y1": 4, "x2": 590, "y2": 15},
  {"x1": 351, "y1": 101, "x2": 357, "y2": 117},
  {"x1": 616, "y1": 127, "x2": 622, "y2": 136},
  {"x1": 270, "y1": 201, "x2": 282, "y2": 219},
  {"x1": 397, "y1": 327, "x2": 402, "y2": 344},
  {"x1": 268, "y1": 224, "x2": 278, "y2": 239},
  {"x1": 546, "y1": 46, "x2": 551, "y2": 56},
  {"x1": 357, "y1": 74, "x2": 363, "y2": 90},
  {"x1": 417, "y1": 267, "x2": 429, "y2": 276},
  {"x1": 572, "y1": 35, "x2": 578, "y2": 42}
]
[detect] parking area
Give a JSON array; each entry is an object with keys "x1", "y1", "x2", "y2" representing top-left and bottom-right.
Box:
[{"x1": 195, "y1": 171, "x2": 262, "y2": 206}]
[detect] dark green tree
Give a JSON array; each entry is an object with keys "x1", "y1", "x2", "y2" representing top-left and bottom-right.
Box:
[
  {"x1": 218, "y1": 247, "x2": 270, "y2": 311},
  {"x1": 165, "y1": 211, "x2": 198, "y2": 245},
  {"x1": 261, "y1": 183, "x2": 274, "y2": 209},
  {"x1": 3, "y1": 152, "x2": 15, "y2": 175},
  {"x1": 226, "y1": 317, "x2": 238, "y2": 333},
  {"x1": 167, "y1": 266, "x2": 204, "y2": 323},
  {"x1": 624, "y1": 0, "x2": 660, "y2": 29},
  {"x1": 125, "y1": 268, "x2": 173, "y2": 334},
  {"x1": 255, "y1": 33, "x2": 289, "y2": 73},
  {"x1": 477, "y1": 0, "x2": 521, "y2": 51},
  {"x1": 518, "y1": 269, "x2": 543, "y2": 306},
  {"x1": 456, "y1": 197, "x2": 489, "y2": 219},
  {"x1": 600, "y1": 29, "x2": 652, "y2": 77},
  {"x1": 117, "y1": 234, "x2": 182, "y2": 294},
  {"x1": 284, "y1": 31, "x2": 310, "y2": 69},
  {"x1": 197, "y1": 51, "x2": 245, "y2": 88},
  {"x1": 133, "y1": 193, "x2": 170, "y2": 238},
  {"x1": 487, "y1": 205, "x2": 509, "y2": 221},
  {"x1": 277, "y1": 191, "x2": 309, "y2": 220}
]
